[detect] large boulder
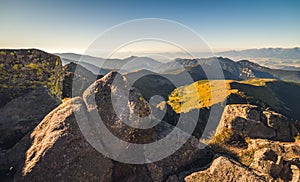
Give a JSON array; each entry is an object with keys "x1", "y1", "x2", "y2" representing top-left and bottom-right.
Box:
[
  {"x1": 0, "y1": 87, "x2": 61, "y2": 149},
  {"x1": 10, "y1": 97, "x2": 113, "y2": 181},
  {"x1": 184, "y1": 156, "x2": 265, "y2": 182},
  {"x1": 216, "y1": 104, "x2": 298, "y2": 142},
  {"x1": 247, "y1": 141, "x2": 300, "y2": 181},
  {"x1": 0, "y1": 49, "x2": 63, "y2": 107},
  {"x1": 83, "y1": 71, "x2": 156, "y2": 144},
  {"x1": 250, "y1": 148, "x2": 283, "y2": 179},
  {"x1": 62, "y1": 62, "x2": 96, "y2": 98}
]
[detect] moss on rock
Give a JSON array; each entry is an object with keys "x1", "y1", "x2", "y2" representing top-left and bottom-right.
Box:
[{"x1": 0, "y1": 49, "x2": 63, "y2": 107}]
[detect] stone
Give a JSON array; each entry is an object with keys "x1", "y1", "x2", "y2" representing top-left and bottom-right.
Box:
[
  {"x1": 0, "y1": 49, "x2": 63, "y2": 107},
  {"x1": 62, "y1": 62, "x2": 96, "y2": 98},
  {"x1": 83, "y1": 71, "x2": 156, "y2": 144},
  {"x1": 216, "y1": 104, "x2": 298, "y2": 142},
  {"x1": 250, "y1": 148, "x2": 283, "y2": 179},
  {"x1": 0, "y1": 87, "x2": 61, "y2": 149},
  {"x1": 8, "y1": 97, "x2": 114, "y2": 181},
  {"x1": 184, "y1": 156, "x2": 265, "y2": 182}
]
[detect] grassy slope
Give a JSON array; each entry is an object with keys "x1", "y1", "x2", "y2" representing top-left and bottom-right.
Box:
[{"x1": 167, "y1": 78, "x2": 300, "y2": 120}]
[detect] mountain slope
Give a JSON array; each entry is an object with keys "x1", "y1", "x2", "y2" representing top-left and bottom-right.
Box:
[{"x1": 167, "y1": 79, "x2": 300, "y2": 120}]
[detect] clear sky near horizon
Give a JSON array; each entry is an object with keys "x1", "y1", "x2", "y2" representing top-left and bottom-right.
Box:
[{"x1": 0, "y1": 0, "x2": 299, "y2": 55}]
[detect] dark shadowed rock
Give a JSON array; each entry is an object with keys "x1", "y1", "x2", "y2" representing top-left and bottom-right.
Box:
[
  {"x1": 0, "y1": 87, "x2": 61, "y2": 149},
  {"x1": 62, "y1": 62, "x2": 96, "y2": 98},
  {"x1": 0, "y1": 49, "x2": 63, "y2": 107},
  {"x1": 250, "y1": 148, "x2": 283, "y2": 179}
]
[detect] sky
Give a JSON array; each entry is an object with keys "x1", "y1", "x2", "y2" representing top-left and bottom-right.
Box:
[{"x1": 0, "y1": 0, "x2": 300, "y2": 56}]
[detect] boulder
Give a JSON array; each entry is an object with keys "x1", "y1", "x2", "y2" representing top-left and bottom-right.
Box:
[
  {"x1": 62, "y1": 62, "x2": 96, "y2": 98},
  {"x1": 11, "y1": 97, "x2": 113, "y2": 181},
  {"x1": 216, "y1": 104, "x2": 298, "y2": 142},
  {"x1": 184, "y1": 156, "x2": 265, "y2": 182},
  {"x1": 0, "y1": 87, "x2": 61, "y2": 149},
  {"x1": 250, "y1": 148, "x2": 283, "y2": 179},
  {"x1": 83, "y1": 71, "x2": 156, "y2": 144},
  {"x1": 0, "y1": 49, "x2": 63, "y2": 107}
]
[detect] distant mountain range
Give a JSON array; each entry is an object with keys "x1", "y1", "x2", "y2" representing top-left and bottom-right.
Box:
[
  {"x1": 215, "y1": 47, "x2": 300, "y2": 71},
  {"x1": 216, "y1": 47, "x2": 300, "y2": 59},
  {"x1": 58, "y1": 53, "x2": 300, "y2": 83},
  {"x1": 57, "y1": 53, "x2": 162, "y2": 74}
]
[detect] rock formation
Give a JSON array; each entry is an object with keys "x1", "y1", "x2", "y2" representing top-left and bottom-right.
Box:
[
  {"x1": 0, "y1": 87, "x2": 61, "y2": 149},
  {"x1": 62, "y1": 62, "x2": 96, "y2": 98},
  {"x1": 215, "y1": 104, "x2": 298, "y2": 142},
  {"x1": 0, "y1": 49, "x2": 63, "y2": 107},
  {"x1": 185, "y1": 156, "x2": 265, "y2": 182}
]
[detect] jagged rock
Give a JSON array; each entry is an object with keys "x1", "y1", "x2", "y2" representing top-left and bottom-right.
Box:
[
  {"x1": 0, "y1": 49, "x2": 63, "y2": 107},
  {"x1": 146, "y1": 136, "x2": 213, "y2": 182},
  {"x1": 264, "y1": 111, "x2": 298, "y2": 141},
  {"x1": 82, "y1": 71, "x2": 214, "y2": 180},
  {"x1": 216, "y1": 104, "x2": 298, "y2": 142},
  {"x1": 0, "y1": 87, "x2": 61, "y2": 149},
  {"x1": 11, "y1": 97, "x2": 113, "y2": 181},
  {"x1": 184, "y1": 156, "x2": 265, "y2": 182},
  {"x1": 250, "y1": 148, "x2": 283, "y2": 179},
  {"x1": 62, "y1": 62, "x2": 96, "y2": 98},
  {"x1": 83, "y1": 71, "x2": 156, "y2": 144}
]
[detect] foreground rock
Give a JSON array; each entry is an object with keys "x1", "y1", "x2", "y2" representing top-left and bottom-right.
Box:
[
  {"x1": 1, "y1": 71, "x2": 213, "y2": 181},
  {"x1": 0, "y1": 49, "x2": 63, "y2": 107},
  {"x1": 10, "y1": 97, "x2": 114, "y2": 181},
  {"x1": 216, "y1": 104, "x2": 298, "y2": 143},
  {"x1": 0, "y1": 87, "x2": 61, "y2": 149},
  {"x1": 185, "y1": 156, "x2": 265, "y2": 182},
  {"x1": 83, "y1": 71, "x2": 156, "y2": 144}
]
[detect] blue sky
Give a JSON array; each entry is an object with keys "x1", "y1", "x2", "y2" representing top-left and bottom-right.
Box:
[{"x1": 0, "y1": 0, "x2": 299, "y2": 54}]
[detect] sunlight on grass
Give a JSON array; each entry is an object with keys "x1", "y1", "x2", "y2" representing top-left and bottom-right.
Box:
[
  {"x1": 167, "y1": 80, "x2": 238, "y2": 113},
  {"x1": 167, "y1": 79, "x2": 278, "y2": 113}
]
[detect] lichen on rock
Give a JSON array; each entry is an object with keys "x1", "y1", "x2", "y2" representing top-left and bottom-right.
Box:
[{"x1": 0, "y1": 49, "x2": 63, "y2": 107}]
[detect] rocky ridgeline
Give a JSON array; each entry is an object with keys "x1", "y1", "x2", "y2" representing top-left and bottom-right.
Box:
[
  {"x1": 186, "y1": 104, "x2": 300, "y2": 182},
  {"x1": 0, "y1": 49, "x2": 63, "y2": 107},
  {"x1": 0, "y1": 49, "x2": 299, "y2": 181}
]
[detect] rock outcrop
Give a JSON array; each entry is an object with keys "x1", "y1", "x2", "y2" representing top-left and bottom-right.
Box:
[
  {"x1": 9, "y1": 97, "x2": 113, "y2": 181},
  {"x1": 0, "y1": 49, "x2": 63, "y2": 107},
  {"x1": 216, "y1": 104, "x2": 298, "y2": 142},
  {"x1": 185, "y1": 156, "x2": 265, "y2": 182},
  {"x1": 0, "y1": 87, "x2": 61, "y2": 149},
  {"x1": 1, "y1": 71, "x2": 213, "y2": 181},
  {"x1": 62, "y1": 62, "x2": 96, "y2": 98},
  {"x1": 83, "y1": 71, "x2": 156, "y2": 144}
]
